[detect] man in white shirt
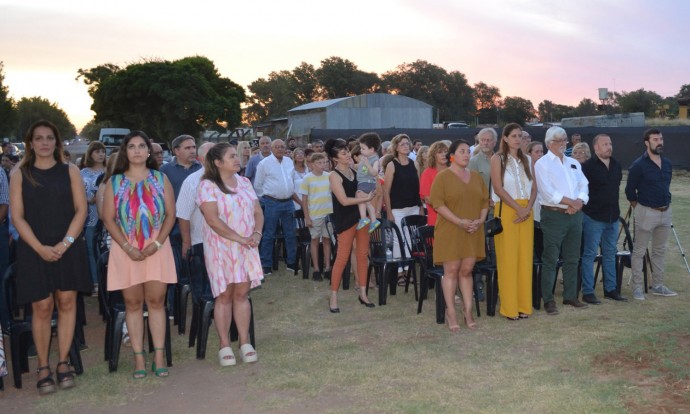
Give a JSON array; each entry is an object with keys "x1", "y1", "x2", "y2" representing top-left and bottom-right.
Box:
[
  {"x1": 409, "y1": 139, "x2": 422, "y2": 161},
  {"x1": 176, "y1": 142, "x2": 215, "y2": 297},
  {"x1": 535, "y1": 126, "x2": 590, "y2": 315},
  {"x1": 254, "y1": 139, "x2": 297, "y2": 275}
]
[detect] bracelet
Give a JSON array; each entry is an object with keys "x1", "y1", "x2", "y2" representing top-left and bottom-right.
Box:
[
  {"x1": 252, "y1": 231, "x2": 262, "y2": 237},
  {"x1": 122, "y1": 242, "x2": 130, "y2": 249},
  {"x1": 154, "y1": 240, "x2": 163, "y2": 250},
  {"x1": 62, "y1": 241, "x2": 68, "y2": 248}
]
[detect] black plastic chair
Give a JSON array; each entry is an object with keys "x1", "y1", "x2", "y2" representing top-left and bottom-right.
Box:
[
  {"x1": 2, "y1": 264, "x2": 83, "y2": 389},
  {"x1": 171, "y1": 243, "x2": 191, "y2": 335},
  {"x1": 366, "y1": 219, "x2": 416, "y2": 306},
  {"x1": 97, "y1": 251, "x2": 172, "y2": 372},
  {"x1": 186, "y1": 246, "x2": 256, "y2": 360},
  {"x1": 293, "y1": 210, "x2": 313, "y2": 279},
  {"x1": 400, "y1": 215, "x2": 427, "y2": 299},
  {"x1": 615, "y1": 216, "x2": 648, "y2": 293},
  {"x1": 415, "y1": 225, "x2": 446, "y2": 324}
]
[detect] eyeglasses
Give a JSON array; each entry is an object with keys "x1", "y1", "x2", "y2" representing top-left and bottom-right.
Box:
[
  {"x1": 153, "y1": 151, "x2": 163, "y2": 155},
  {"x1": 551, "y1": 138, "x2": 568, "y2": 143},
  {"x1": 398, "y1": 142, "x2": 410, "y2": 146}
]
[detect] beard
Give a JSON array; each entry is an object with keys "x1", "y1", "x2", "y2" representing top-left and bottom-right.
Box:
[{"x1": 651, "y1": 144, "x2": 663, "y2": 155}]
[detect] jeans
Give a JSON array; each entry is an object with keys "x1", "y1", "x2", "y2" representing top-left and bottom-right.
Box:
[
  {"x1": 581, "y1": 214, "x2": 618, "y2": 295},
  {"x1": 260, "y1": 198, "x2": 297, "y2": 268},
  {"x1": 84, "y1": 226, "x2": 98, "y2": 285}
]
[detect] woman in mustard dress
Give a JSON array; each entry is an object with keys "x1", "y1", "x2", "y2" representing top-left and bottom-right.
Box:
[
  {"x1": 430, "y1": 139, "x2": 489, "y2": 333},
  {"x1": 102, "y1": 131, "x2": 177, "y2": 379}
]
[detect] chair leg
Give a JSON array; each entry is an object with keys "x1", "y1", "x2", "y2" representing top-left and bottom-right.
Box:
[
  {"x1": 486, "y1": 271, "x2": 498, "y2": 317},
  {"x1": 532, "y1": 263, "x2": 542, "y2": 310},
  {"x1": 378, "y1": 266, "x2": 387, "y2": 306},
  {"x1": 188, "y1": 301, "x2": 200, "y2": 348},
  {"x1": 417, "y1": 270, "x2": 428, "y2": 314},
  {"x1": 435, "y1": 278, "x2": 445, "y2": 324},
  {"x1": 197, "y1": 301, "x2": 214, "y2": 360},
  {"x1": 109, "y1": 312, "x2": 126, "y2": 372},
  {"x1": 248, "y1": 298, "x2": 256, "y2": 349},
  {"x1": 165, "y1": 312, "x2": 173, "y2": 367},
  {"x1": 69, "y1": 336, "x2": 84, "y2": 375},
  {"x1": 10, "y1": 331, "x2": 25, "y2": 388},
  {"x1": 473, "y1": 273, "x2": 481, "y2": 318},
  {"x1": 178, "y1": 285, "x2": 191, "y2": 335},
  {"x1": 301, "y1": 245, "x2": 311, "y2": 279}
]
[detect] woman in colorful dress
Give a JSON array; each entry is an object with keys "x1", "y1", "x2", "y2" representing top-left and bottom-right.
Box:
[
  {"x1": 197, "y1": 143, "x2": 263, "y2": 366},
  {"x1": 102, "y1": 131, "x2": 177, "y2": 379},
  {"x1": 79, "y1": 141, "x2": 107, "y2": 294},
  {"x1": 10, "y1": 120, "x2": 91, "y2": 394}
]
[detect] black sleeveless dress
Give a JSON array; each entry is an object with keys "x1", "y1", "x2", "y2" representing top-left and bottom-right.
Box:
[
  {"x1": 331, "y1": 168, "x2": 360, "y2": 235},
  {"x1": 16, "y1": 163, "x2": 91, "y2": 304}
]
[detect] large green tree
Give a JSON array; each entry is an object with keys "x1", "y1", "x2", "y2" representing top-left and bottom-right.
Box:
[
  {"x1": 677, "y1": 84, "x2": 690, "y2": 98},
  {"x1": 315, "y1": 57, "x2": 382, "y2": 99},
  {"x1": 78, "y1": 56, "x2": 245, "y2": 143},
  {"x1": 245, "y1": 70, "x2": 300, "y2": 125},
  {"x1": 474, "y1": 82, "x2": 502, "y2": 124},
  {"x1": 574, "y1": 98, "x2": 598, "y2": 117},
  {"x1": 0, "y1": 62, "x2": 17, "y2": 138},
  {"x1": 15, "y1": 97, "x2": 76, "y2": 139},
  {"x1": 382, "y1": 60, "x2": 475, "y2": 122},
  {"x1": 615, "y1": 89, "x2": 662, "y2": 117},
  {"x1": 501, "y1": 97, "x2": 536, "y2": 126},
  {"x1": 537, "y1": 100, "x2": 575, "y2": 122}
]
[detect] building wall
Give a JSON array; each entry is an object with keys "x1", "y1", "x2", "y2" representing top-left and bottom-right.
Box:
[{"x1": 327, "y1": 107, "x2": 432, "y2": 129}]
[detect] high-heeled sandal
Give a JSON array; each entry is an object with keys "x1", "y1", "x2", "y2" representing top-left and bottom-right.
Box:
[
  {"x1": 36, "y1": 365, "x2": 56, "y2": 395},
  {"x1": 151, "y1": 347, "x2": 169, "y2": 377},
  {"x1": 132, "y1": 351, "x2": 147, "y2": 379},
  {"x1": 56, "y1": 360, "x2": 75, "y2": 389},
  {"x1": 445, "y1": 311, "x2": 460, "y2": 333},
  {"x1": 463, "y1": 313, "x2": 478, "y2": 330}
]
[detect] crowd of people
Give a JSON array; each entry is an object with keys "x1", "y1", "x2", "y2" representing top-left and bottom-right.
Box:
[{"x1": 0, "y1": 120, "x2": 680, "y2": 395}]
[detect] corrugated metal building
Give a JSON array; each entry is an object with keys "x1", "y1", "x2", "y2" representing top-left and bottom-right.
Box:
[{"x1": 287, "y1": 93, "x2": 433, "y2": 138}]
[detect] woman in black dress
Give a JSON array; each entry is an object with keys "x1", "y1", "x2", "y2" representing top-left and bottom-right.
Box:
[{"x1": 9, "y1": 120, "x2": 90, "y2": 395}]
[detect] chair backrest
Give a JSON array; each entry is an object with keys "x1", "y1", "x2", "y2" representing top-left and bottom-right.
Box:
[
  {"x1": 325, "y1": 214, "x2": 337, "y2": 247},
  {"x1": 293, "y1": 210, "x2": 311, "y2": 244},
  {"x1": 2, "y1": 264, "x2": 18, "y2": 325},
  {"x1": 619, "y1": 216, "x2": 634, "y2": 252},
  {"x1": 415, "y1": 225, "x2": 436, "y2": 268},
  {"x1": 187, "y1": 246, "x2": 214, "y2": 302},
  {"x1": 400, "y1": 215, "x2": 427, "y2": 256},
  {"x1": 97, "y1": 250, "x2": 125, "y2": 312},
  {"x1": 368, "y1": 219, "x2": 409, "y2": 260}
]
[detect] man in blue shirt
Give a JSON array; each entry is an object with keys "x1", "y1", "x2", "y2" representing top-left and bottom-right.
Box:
[
  {"x1": 244, "y1": 136, "x2": 272, "y2": 184},
  {"x1": 625, "y1": 128, "x2": 676, "y2": 300}
]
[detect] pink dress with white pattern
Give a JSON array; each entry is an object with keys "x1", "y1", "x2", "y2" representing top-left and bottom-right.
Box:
[{"x1": 197, "y1": 176, "x2": 263, "y2": 297}]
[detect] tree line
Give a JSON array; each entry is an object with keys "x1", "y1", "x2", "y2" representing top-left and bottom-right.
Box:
[{"x1": 1, "y1": 57, "x2": 689, "y2": 144}]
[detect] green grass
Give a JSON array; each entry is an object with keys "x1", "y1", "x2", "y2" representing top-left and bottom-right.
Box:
[{"x1": 4, "y1": 175, "x2": 690, "y2": 413}]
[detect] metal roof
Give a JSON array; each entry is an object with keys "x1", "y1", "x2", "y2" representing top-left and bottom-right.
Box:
[{"x1": 289, "y1": 97, "x2": 350, "y2": 112}]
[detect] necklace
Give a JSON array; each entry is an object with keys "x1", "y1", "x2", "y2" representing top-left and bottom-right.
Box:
[{"x1": 336, "y1": 166, "x2": 353, "y2": 180}]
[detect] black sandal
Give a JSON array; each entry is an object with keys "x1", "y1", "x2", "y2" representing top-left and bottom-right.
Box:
[
  {"x1": 36, "y1": 365, "x2": 57, "y2": 395},
  {"x1": 56, "y1": 361, "x2": 76, "y2": 389}
]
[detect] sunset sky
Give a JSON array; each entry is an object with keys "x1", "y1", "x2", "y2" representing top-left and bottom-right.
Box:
[{"x1": 2, "y1": 0, "x2": 689, "y2": 131}]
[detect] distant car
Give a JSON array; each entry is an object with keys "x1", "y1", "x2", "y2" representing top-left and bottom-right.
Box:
[{"x1": 446, "y1": 122, "x2": 470, "y2": 128}]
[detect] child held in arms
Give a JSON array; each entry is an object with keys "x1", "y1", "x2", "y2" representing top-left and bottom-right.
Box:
[{"x1": 355, "y1": 132, "x2": 382, "y2": 233}]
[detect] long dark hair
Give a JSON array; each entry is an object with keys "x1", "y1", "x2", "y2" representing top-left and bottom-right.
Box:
[
  {"x1": 112, "y1": 131, "x2": 158, "y2": 175},
  {"x1": 498, "y1": 123, "x2": 532, "y2": 181},
  {"x1": 202, "y1": 142, "x2": 236, "y2": 194},
  {"x1": 19, "y1": 120, "x2": 65, "y2": 186},
  {"x1": 79, "y1": 141, "x2": 106, "y2": 169}
]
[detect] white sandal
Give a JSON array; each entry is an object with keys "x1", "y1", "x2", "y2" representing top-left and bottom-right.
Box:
[
  {"x1": 240, "y1": 344, "x2": 258, "y2": 364},
  {"x1": 218, "y1": 347, "x2": 236, "y2": 367}
]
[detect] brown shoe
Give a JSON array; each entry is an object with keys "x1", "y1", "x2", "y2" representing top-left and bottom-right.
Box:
[
  {"x1": 544, "y1": 301, "x2": 559, "y2": 315},
  {"x1": 563, "y1": 299, "x2": 588, "y2": 308}
]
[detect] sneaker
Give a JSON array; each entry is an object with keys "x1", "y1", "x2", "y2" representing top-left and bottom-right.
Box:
[
  {"x1": 650, "y1": 285, "x2": 677, "y2": 297},
  {"x1": 632, "y1": 288, "x2": 646, "y2": 301},
  {"x1": 286, "y1": 263, "x2": 298, "y2": 274},
  {"x1": 356, "y1": 218, "x2": 371, "y2": 230},
  {"x1": 312, "y1": 271, "x2": 323, "y2": 282},
  {"x1": 368, "y1": 220, "x2": 381, "y2": 234},
  {"x1": 263, "y1": 267, "x2": 272, "y2": 276}
]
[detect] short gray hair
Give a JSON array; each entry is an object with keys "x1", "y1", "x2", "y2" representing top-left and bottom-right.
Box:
[
  {"x1": 171, "y1": 134, "x2": 195, "y2": 149},
  {"x1": 544, "y1": 126, "x2": 567, "y2": 146},
  {"x1": 478, "y1": 128, "x2": 497, "y2": 142}
]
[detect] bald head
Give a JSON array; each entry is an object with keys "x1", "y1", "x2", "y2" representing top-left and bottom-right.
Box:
[
  {"x1": 151, "y1": 143, "x2": 164, "y2": 166},
  {"x1": 198, "y1": 142, "x2": 215, "y2": 162}
]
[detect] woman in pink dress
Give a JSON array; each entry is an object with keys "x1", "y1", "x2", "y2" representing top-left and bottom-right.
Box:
[
  {"x1": 197, "y1": 143, "x2": 264, "y2": 366},
  {"x1": 102, "y1": 131, "x2": 177, "y2": 379}
]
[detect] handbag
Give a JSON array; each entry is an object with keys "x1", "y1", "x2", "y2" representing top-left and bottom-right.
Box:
[
  {"x1": 485, "y1": 175, "x2": 503, "y2": 237},
  {"x1": 485, "y1": 201, "x2": 503, "y2": 237}
]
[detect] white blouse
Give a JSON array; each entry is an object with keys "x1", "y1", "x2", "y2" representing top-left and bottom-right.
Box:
[{"x1": 491, "y1": 154, "x2": 533, "y2": 202}]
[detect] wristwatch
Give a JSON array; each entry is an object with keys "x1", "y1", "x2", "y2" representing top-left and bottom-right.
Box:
[{"x1": 64, "y1": 236, "x2": 75, "y2": 244}]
